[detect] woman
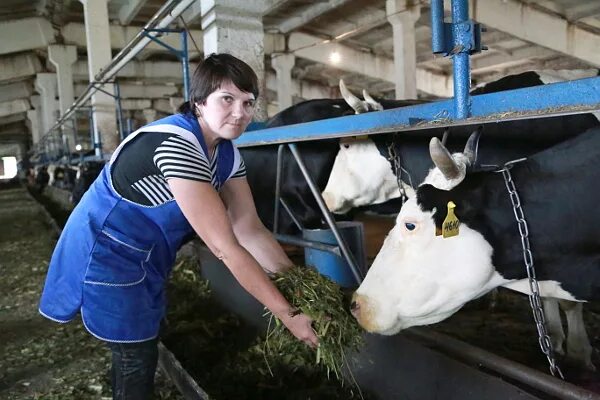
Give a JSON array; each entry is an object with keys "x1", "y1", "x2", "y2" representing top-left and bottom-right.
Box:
[{"x1": 39, "y1": 53, "x2": 318, "y2": 399}]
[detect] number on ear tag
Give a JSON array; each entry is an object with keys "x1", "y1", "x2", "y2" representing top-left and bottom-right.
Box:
[{"x1": 442, "y1": 201, "x2": 460, "y2": 238}]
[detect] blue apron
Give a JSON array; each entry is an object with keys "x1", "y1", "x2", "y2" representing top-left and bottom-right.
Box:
[{"x1": 39, "y1": 113, "x2": 243, "y2": 342}]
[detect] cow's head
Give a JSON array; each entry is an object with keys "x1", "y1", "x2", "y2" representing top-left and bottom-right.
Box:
[
  {"x1": 322, "y1": 80, "x2": 408, "y2": 213},
  {"x1": 351, "y1": 132, "x2": 507, "y2": 334},
  {"x1": 322, "y1": 137, "x2": 412, "y2": 213}
]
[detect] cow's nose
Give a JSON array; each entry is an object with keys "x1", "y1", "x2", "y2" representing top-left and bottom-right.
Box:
[{"x1": 350, "y1": 294, "x2": 361, "y2": 317}]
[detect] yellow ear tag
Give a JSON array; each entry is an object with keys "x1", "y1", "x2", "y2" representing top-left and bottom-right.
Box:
[{"x1": 442, "y1": 201, "x2": 460, "y2": 238}]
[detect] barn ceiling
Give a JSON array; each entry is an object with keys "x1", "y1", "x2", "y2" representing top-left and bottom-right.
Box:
[{"x1": 1, "y1": 0, "x2": 599, "y2": 157}]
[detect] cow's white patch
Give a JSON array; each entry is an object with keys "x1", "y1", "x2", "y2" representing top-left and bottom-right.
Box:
[
  {"x1": 422, "y1": 153, "x2": 469, "y2": 190},
  {"x1": 322, "y1": 139, "x2": 406, "y2": 213},
  {"x1": 501, "y1": 279, "x2": 579, "y2": 301}
]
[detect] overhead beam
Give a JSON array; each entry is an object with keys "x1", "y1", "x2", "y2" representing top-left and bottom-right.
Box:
[
  {"x1": 0, "y1": 17, "x2": 55, "y2": 56},
  {"x1": 118, "y1": 0, "x2": 150, "y2": 25},
  {"x1": 278, "y1": 0, "x2": 353, "y2": 33},
  {"x1": 74, "y1": 83, "x2": 180, "y2": 99},
  {"x1": 470, "y1": 46, "x2": 556, "y2": 74},
  {"x1": 62, "y1": 22, "x2": 203, "y2": 55},
  {"x1": 465, "y1": 0, "x2": 600, "y2": 67},
  {"x1": 0, "y1": 82, "x2": 33, "y2": 103},
  {"x1": 179, "y1": 0, "x2": 202, "y2": 25},
  {"x1": 0, "y1": 114, "x2": 27, "y2": 126},
  {"x1": 72, "y1": 60, "x2": 193, "y2": 82},
  {"x1": 328, "y1": 7, "x2": 388, "y2": 40},
  {"x1": 0, "y1": 99, "x2": 30, "y2": 119},
  {"x1": 565, "y1": 3, "x2": 600, "y2": 21},
  {"x1": 289, "y1": 32, "x2": 453, "y2": 97}
]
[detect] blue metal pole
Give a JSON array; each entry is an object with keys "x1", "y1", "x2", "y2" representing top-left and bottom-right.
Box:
[
  {"x1": 430, "y1": 0, "x2": 445, "y2": 54},
  {"x1": 451, "y1": 0, "x2": 471, "y2": 119},
  {"x1": 114, "y1": 81, "x2": 125, "y2": 141},
  {"x1": 181, "y1": 30, "x2": 190, "y2": 101},
  {"x1": 127, "y1": 118, "x2": 133, "y2": 137}
]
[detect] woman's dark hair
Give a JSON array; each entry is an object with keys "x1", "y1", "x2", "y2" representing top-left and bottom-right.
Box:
[{"x1": 178, "y1": 53, "x2": 259, "y2": 115}]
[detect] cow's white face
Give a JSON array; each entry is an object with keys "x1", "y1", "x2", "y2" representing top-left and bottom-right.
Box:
[
  {"x1": 322, "y1": 138, "x2": 403, "y2": 214},
  {"x1": 352, "y1": 147, "x2": 508, "y2": 334}
]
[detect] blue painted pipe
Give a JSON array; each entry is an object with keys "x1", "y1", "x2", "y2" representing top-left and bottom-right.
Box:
[
  {"x1": 234, "y1": 77, "x2": 600, "y2": 147},
  {"x1": 181, "y1": 30, "x2": 190, "y2": 102},
  {"x1": 451, "y1": 0, "x2": 471, "y2": 119},
  {"x1": 430, "y1": 0, "x2": 445, "y2": 54}
]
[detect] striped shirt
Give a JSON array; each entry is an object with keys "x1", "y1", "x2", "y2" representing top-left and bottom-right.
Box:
[{"x1": 111, "y1": 132, "x2": 246, "y2": 206}]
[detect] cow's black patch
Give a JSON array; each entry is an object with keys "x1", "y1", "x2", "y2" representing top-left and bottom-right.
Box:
[{"x1": 416, "y1": 174, "x2": 487, "y2": 230}]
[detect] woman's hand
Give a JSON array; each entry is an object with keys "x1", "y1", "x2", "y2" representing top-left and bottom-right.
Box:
[{"x1": 280, "y1": 311, "x2": 319, "y2": 348}]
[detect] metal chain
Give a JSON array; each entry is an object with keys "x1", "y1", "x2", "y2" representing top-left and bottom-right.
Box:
[
  {"x1": 498, "y1": 163, "x2": 564, "y2": 379},
  {"x1": 387, "y1": 141, "x2": 408, "y2": 205}
]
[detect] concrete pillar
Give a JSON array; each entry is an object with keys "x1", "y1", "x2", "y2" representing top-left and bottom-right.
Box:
[
  {"x1": 35, "y1": 73, "x2": 59, "y2": 155},
  {"x1": 48, "y1": 44, "x2": 78, "y2": 153},
  {"x1": 201, "y1": 0, "x2": 267, "y2": 121},
  {"x1": 386, "y1": 0, "x2": 421, "y2": 99},
  {"x1": 27, "y1": 109, "x2": 41, "y2": 145},
  {"x1": 29, "y1": 95, "x2": 43, "y2": 146},
  {"x1": 142, "y1": 108, "x2": 157, "y2": 123},
  {"x1": 79, "y1": 0, "x2": 118, "y2": 155},
  {"x1": 271, "y1": 53, "x2": 295, "y2": 111}
]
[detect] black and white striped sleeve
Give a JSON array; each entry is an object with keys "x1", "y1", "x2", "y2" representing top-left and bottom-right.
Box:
[
  {"x1": 230, "y1": 156, "x2": 247, "y2": 178},
  {"x1": 153, "y1": 135, "x2": 211, "y2": 182}
]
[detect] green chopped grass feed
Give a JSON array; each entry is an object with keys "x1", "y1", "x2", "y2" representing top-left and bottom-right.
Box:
[{"x1": 262, "y1": 266, "x2": 364, "y2": 382}]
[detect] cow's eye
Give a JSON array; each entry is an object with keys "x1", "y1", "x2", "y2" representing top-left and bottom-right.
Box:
[
  {"x1": 343, "y1": 144, "x2": 350, "y2": 149},
  {"x1": 405, "y1": 223, "x2": 416, "y2": 231}
]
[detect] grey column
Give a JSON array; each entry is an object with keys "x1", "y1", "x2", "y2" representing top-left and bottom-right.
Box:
[
  {"x1": 79, "y1": 0, "x2": 118, "y2": 155},
  {"x1": 271, "y1": 53, "x2": 295, "y2": 112},
  {"x1": 48, "y1": 44, "x2": 78, "y2": 153},
  {"x1": 201, "y1": 0, "x2": 268, "y2": 121},
  {"x1": 386, "y1": 0, "x2": 420, "y2": 99},
  {"x1": 35, "y1": 73, "x2": 59, "y2": 156}
]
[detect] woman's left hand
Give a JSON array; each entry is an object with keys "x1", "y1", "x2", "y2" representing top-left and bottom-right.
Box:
[{"x1": 280, "y1": 311, "x2": 319, "y2": 348}]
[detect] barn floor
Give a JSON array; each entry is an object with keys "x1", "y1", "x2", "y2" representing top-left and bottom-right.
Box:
[
  {"x1": 4, "y1": 182, "x2": 598, "y2": 399},
  {"x1": 0, "y1": 184, "x2": 183, "y2": 400}
]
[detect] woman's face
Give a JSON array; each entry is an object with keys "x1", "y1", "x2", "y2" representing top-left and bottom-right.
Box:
[{"x1": 196, "y1": 80, "x2": 256, "y2": 140}]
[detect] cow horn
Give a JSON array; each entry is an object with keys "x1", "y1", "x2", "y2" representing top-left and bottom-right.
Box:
[
  {"x1": 430, "y1": 137, "x2": 460, "y2": 179},
  {"x1": 463, "y1": 129, "x2": 481, "y2": 166},
  {"x1": 362, "y1": 89, "x2": 384, "y2": 111},
  {"x1": 441, "y1": 129, "x2": 449, "y2": 146},
  {"x1": 340, "y1": 79, "x2": 368, "y2": 114}
]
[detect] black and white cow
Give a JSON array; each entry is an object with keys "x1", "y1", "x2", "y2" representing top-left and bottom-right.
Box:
[
  {"x1": 323, "y1": 71, "x2": 600, "y2": 214},
  {"x1": 70, "y1": 161, "x2": 104, "y2": 205},
  {"x1": 351, "y1": 129, "x2": 600, "y2": 369},
  {"x1": 242, "y1": 95, "x2": 421, "y2": 234}
]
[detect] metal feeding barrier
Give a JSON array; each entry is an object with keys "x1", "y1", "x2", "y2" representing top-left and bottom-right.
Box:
[
  {"x1": 232, "y1": 0, "x2": 600, "y2": 392},
  {"x1": 31, "y1": 0, "x2": 195, "y2": 163}
]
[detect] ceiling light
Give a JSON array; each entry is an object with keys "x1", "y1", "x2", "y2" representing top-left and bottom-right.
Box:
[{"x1": 329, "y1": 51, "x2": 341, "y2": 64}]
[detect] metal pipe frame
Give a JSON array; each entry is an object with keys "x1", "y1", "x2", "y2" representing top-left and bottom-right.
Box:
[
  {"x1": 273, "y1": 144, "x2": 285, "y2": 233},
  {"x1": 274, "y1": 234, "x2": 342, "y2": 257},
  {"x1": 288, "y1": 143, "x2": 364, "y2": 285},
  {"x1": 235, "y1": 76, "x2": 600, "y2": 147},
  {"x1": 33, "y1": 0, "x2": 196, "y2": 158},
  {"x1": 114, "y1": 81, "x2": 125, "y2": 141},
  {"x1": 451, "y1": 0, "x2": 471, "y2": 119},
  {"x1": 407, "y1": 328, "x2": 600, "y2": 400},
  {"x1": 430, "y1": 0, "x2": 445, "y2": 54}
]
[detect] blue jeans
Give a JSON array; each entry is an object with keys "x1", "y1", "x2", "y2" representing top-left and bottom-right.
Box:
[{"x1": 106, "y1": 338, "x2": 159, "y2": 400}]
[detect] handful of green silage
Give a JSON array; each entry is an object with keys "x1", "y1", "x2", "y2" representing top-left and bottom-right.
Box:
[{"x1": 261, "y1": 266, "x2": 364, "y2": 382}]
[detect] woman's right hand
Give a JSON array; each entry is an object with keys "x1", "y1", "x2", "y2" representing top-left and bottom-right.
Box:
[{"x1": 280, "y1": 311, "x2": 319, "y2": 348}]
